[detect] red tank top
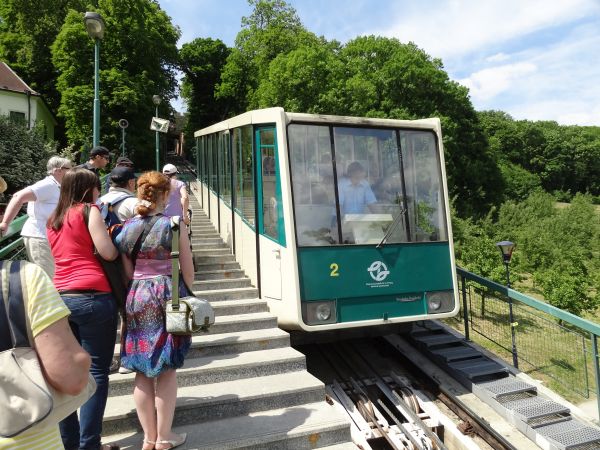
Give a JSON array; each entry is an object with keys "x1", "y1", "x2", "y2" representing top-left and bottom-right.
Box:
[{"x1": 47, "y1": 203, "x2": 111, "y2": 293}]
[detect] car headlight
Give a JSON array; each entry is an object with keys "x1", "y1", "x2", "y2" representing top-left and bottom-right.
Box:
[
  {"x1": 302, "y1": 300, "x2": 337, "y2": 325},
  {"x1": 426, "y1": 290, "x2": 455, "y2": 314}
]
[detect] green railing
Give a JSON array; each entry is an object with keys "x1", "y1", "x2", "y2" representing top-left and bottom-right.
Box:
[
  {"x1": 450, "y1": 267, "x2": 600, "y2": 419},
  {"x1": 0, "y1": 214, "x2": 28, "y2": 260}
]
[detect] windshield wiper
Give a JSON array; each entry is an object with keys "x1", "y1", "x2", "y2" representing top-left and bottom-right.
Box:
[{"x1": 376, "y1": 199, "x2": 407, "y2": 249}]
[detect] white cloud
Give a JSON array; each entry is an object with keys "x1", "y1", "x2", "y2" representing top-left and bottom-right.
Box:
[
  {"x1": 486, "y1": 53, "x2": 510, "y2": 63},
  {"x1": 378, "y1": 0, "x2": 599, "y2": 60},
  {"x1": 459, "y1": 62, "x2": 537, "y2": 101}
]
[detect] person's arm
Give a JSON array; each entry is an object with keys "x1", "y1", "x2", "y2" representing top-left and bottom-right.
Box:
[
  {"x1": 35, "y1": 317, "x2": 92, "y2": 395},
  {"x1": 88, "y1": 206, "x2": 118, "y2": 261},
  {"x1": 179, "y1": 226, "x2": 194, "y2": 288},
  {"x1": 121, "y1": 252, "x2": 134, "y2": 280},
  {"x1": 180, "y1": 184, "x2": 190, "y2": 225},
  {"x1": 0, "y1": 188, "x2": 36, "y2": 236}
]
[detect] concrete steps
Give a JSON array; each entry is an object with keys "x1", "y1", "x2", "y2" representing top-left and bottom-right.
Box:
[{"x1": 102, "y1": 195, "x2": 353, "y2": 449}]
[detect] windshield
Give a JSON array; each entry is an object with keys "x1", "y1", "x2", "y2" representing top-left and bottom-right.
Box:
[{"x1": 289, "y1": 123, "x2": 447, "y2": 246}]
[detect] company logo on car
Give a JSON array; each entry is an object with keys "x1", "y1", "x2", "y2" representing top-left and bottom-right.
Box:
[{"x1": 367, "y1": 261, "x2": 390, "y2": 282}]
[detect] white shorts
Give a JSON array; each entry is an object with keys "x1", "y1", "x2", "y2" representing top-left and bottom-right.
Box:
[{"x1": 23, "y1": 237, "x2": 55, "y2": 278}]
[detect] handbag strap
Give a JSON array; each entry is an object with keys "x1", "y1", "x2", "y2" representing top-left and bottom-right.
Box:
[
  {"x1": 130, "y1": 215, "x2": 160, "y2": 266},
  {"x1": 170, "y1": 216, "x2": 181, "y2": 311},
  {"x1": 0, "y1": 260, "x2": 29, "y2": 350}
]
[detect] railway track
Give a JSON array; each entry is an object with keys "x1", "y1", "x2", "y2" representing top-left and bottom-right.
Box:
[{"x1": 298, "y1": 337, "x2": 518, "y2": 450}]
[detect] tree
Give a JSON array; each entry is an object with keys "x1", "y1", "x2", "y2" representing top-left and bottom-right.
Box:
[
  {"x1": 216, "y1": 0, "x2": 317, "y2": 114},
  {"x1": 51, "y1": 0, "x2": 180, "y2": 167},
  {"x1": 180, "y1": 38, "x2": 230, "y2": 138},
  {"x1": 0, "y1": 116, "x2": 54, "y2": 194}
]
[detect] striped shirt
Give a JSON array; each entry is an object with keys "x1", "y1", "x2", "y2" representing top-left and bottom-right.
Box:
[{"x1": 0, "y1": 262, "x2": 70, "y2": 450}]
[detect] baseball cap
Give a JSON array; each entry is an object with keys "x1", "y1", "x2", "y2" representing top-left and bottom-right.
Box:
[
  {"x1": 90, "y1": 146, "x2": 110, "y2": 158},
  {"x1": 162, "y1": 163, "x2": 178, "y2": 175},
  {"x1": 110, "y1": 167, "x2": 136, "y2": 183},
  {"x1": 115, "y1": 156, "x2": 134, "y2": 167}
]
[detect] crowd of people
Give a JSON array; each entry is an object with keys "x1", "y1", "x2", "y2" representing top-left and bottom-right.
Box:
[{"x1": 0, "y1": 147, "x2": 192, "y2": 450}]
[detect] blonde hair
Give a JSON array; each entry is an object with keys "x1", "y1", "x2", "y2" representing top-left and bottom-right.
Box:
[{"x1": 136, "y1": 171, "x2": 171, "y2": 216}]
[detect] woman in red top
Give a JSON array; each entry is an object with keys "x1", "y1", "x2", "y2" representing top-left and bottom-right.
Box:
[{"x1": 47, "y1": 168, "x2": 120, "y2": 450}]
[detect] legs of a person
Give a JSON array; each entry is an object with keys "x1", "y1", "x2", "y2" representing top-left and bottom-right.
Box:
[
  {"x1": 61, "y1": 293, "x2": 118, "y2": 450},
  {"x1": 155, "y1": 369, "x2": 179, "y2": 446},
  {"x1": 23, "y1": 236, "x2": 55, "y2": 278},
  {"x1": 133, "y1": 372, "x2": 157, "y2": 446}
]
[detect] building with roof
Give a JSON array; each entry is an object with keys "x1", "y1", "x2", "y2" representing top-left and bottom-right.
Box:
[{"x1": 0, "y1": 61, "x2": 57, "y2": 140}]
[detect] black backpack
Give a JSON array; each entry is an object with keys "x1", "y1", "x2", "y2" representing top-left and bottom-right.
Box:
[{"x1": 100, "y1": 193, "x2": 133, "y2": 228}]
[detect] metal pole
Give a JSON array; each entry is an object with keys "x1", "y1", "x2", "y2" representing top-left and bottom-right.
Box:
[
  {"x1": 592, "y1": 333, "x2": 600, "y2": 422},
  {"x1": 155, "y1": 105, "x2": 160, "y2": 171},
  {"x1": 505, "y1": 261, "x2": 519, "y2": 369},
  {"x1": 93, "y1": 38, "x2": 100, "y2": 147},
  {"x1": 121, "y1": 127, "x2": 126, "y2": 156},
  {"x1": 461, "y1": 274, "x2": 470, "y2": 341}
]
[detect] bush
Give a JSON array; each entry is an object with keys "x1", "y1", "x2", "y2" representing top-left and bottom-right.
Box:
[{"x1": 0, "y1": 116, "x2": 55, "y2": 195}]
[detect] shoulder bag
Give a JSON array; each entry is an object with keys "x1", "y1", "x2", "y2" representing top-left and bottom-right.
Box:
[
  {"x1": 0, "y1": 260, "x2": 96, "y2": 438},
  {"x1": 165, "y1": 217, "x2": 215, "y2": 335}
]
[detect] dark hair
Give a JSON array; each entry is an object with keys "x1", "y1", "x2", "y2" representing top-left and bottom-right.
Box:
[
  {"x1": 136, "y1": 171, "x2": 171, "y2": 216},
  {"x1": 347, "y1": 161, "x2": 365, "y2": 176},
  {"x1": 48, "y1": 168, "x2": 100, "y2": 230}
]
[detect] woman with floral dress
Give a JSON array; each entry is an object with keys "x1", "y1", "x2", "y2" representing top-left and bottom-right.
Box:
[{"x1": 116, "y1": 171, "x2": 194, "y2": 450}]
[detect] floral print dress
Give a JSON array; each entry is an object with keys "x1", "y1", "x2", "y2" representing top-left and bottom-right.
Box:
[{"x1": 116, "y1": 214, "x2": 191, "y2": 377}]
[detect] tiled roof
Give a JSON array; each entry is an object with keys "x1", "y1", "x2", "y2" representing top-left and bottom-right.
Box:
[{"x1": 0, "y1": 61, "x2": 38, "y2": 95}]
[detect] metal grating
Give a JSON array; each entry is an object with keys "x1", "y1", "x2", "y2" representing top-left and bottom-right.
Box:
[
  {"x1": 548, "y1": 427, "x2": 600, "y2": 449},
  {"x1": 430, "y1": 346, "x2": 481, "y2": 362},
  {"x1": 477, "y1": 377, "x2": 536, "y2": 398},
  {"x1": 535, "y1": 419, "x2": 586, "y2": 437},
  {"x1": 496, "y1": 392, "x2": 534, "y2": 404},
  {"x1": 569, "y1": 443, "x2": 600, "y2": 450},
  {"x1": 501, "y1": 397, "x2": 570, "y2": 421},
  {"x1": 529, "y1": 413, "x2": 571, "y2": 428}
]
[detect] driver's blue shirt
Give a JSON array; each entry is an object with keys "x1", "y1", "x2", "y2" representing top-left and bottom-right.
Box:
[{"x1": 338, "y1": 178, "x2": 376, "y2": 214}]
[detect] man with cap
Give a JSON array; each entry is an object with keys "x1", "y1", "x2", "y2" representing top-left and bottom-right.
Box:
[
  {"x1": 99, "y1": 166, "x2": 138, "y2": 223},
  {"x1": 77, "y1": 145, "x2": 110, "y2": 176},
  {"x1": 104, "y1": 156, "x2": 135, "y2": 192},
  {"x1": 162, "y1": 163, "x2": 189, "y2": 224}
]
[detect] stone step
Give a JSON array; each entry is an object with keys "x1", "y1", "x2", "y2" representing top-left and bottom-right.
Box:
[
  {"x1": 211, "y1": 298, "x2": 268, "y2": 316},
  {"x1": 114, "y1": 327, "x2": 291, "y2": 359},
  {"x1": 193, "y1": 247, "x2": 232, "y2": 256},
  {"x1": 102, "y1": 371, "x2": 326, "y2": 435},
  {"x1": 195, "y1": 268, "x2": 246, "y2": 280},
  {"x1": 195, "y1": 261, "x2": 241, "y2": 272},
  {"x1": 191, "y1": 237, "x2": 225, "y2": 245},
  {"x1": 193, "y1": 286, "x2": 259, "y2": 301},
  {"x1": 193, "y1": 277, "x2": 252, "y2": 291},
  {"x1": 102, "y1": 401, "x2": 352, "y2": 449},
  {"x1": 108, "y1": 347, "x2": 307, "y2": 397},
  {"x1": 194, "y1": 253, "x2": 236, "y2": 264},
  {"x1": 205, "y1": 312, "x2": 276, "y2": 334}
]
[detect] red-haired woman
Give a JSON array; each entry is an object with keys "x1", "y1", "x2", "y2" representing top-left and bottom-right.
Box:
[{"x1": 115, "y1": 171, "x2": 193, "y2": 450}]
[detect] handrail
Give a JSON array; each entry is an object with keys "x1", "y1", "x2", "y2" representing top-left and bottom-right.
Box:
[
  {"x1": 457, "y1": 267, "x2": 600, "y2": 336},
  {"x1": 0, "y1": 214, "x2": 28, "y2": 244}
]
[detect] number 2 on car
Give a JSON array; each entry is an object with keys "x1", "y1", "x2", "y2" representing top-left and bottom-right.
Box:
[{"x1": 330, "y1": 263, "x2": 339, "y2": 277}]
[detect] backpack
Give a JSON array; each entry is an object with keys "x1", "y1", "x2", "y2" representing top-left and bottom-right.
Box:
[{"x1": 99, "y1": 192, "x2": 133, "y2": 228}]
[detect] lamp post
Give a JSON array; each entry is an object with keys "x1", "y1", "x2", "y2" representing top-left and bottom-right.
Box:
[
  {"x1": 118, "y1": 119, "x2": 128, "y2": 156},
  {"x1": 84, "y1": 12, "x2": 105, "y2": 148},
  {"x1": 497, "y1": 240, "x2": 518, "y2": 368},
  {"x1": 153, "y1": 95, "x2": 161, "y2": 171}
]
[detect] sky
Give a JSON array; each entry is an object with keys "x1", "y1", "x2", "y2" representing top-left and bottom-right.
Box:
[{"x1": 159, "y1": 0, "x2": 600, "y2": 126}]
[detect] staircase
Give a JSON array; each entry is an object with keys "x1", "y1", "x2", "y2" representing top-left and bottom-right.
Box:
[{"x1": 102, "y1": 192, "x2": 354, "y2": 449}]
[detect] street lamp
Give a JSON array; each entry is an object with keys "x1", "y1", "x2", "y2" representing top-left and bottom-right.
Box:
[
  {"x1": 153, "y1": 95, "x2": 161, "y2": 171},
  {"x1": 496, "y1": 240, "x2": 518, "y2": 368},
  {"x1": 84, "y1": 12, "x2": 105, "y2": 148}
]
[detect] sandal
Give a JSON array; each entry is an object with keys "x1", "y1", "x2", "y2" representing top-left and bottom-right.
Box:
[
  {"x1": 142, "y1": 439, "x2": 156, "y2": 450},
  {"x1": 155, "y1": 433, "x2": 186, "y2": 450}
]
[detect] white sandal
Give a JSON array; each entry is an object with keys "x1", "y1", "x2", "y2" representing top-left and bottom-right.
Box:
[
  {"x1": 155, "y1": 433, "x2": 186, "y2": 449},
  {"x1": 142, "y1": 438, "x2": 155, "y2": 450}
]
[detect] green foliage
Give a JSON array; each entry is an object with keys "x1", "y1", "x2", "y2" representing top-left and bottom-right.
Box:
[
  {"x1": 50, "y1": 0, "x2": 180, "y2": 167},
  {"x1": 180, "y1": 38, "x2": 231, "y2": 137},
  {"x1": 457, "y1": 191, "x2": 600, "y2": 316},
  {"x1": 0, "y1": 116, "x2": 55, "y2": 194}
]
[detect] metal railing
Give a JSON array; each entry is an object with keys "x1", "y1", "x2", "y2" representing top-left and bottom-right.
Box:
[
  {"x1": 449, "y1": 267, "x2": 600, "y2": 419},
  {"x1": 0, "y1": 214, "x2": 28, "y2": 260}
]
